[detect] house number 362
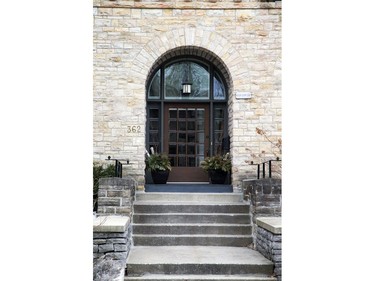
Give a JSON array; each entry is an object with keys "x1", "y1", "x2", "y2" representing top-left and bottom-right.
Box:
[{"x1": 127, "y1": 125, "x2": 141, "y2": 133}]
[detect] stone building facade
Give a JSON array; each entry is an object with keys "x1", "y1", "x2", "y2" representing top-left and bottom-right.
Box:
[{"x1": 93, "y1": 0, "x2": 282, "y2": 187}]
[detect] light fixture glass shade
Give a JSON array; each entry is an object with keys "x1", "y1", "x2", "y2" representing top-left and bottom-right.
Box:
[{"x1": 182, "y1": 82, "x2": 192, "y2": 95}]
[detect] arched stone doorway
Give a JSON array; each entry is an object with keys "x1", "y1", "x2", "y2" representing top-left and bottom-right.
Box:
[{"x1": 145, "y1": 47, "x2": 232, "y2": 183}]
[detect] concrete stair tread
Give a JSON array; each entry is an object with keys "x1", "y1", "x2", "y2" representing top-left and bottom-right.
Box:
[
  {"x1": 134, "y1": 234, "x2": 251, "y2": 237},
  {"x1": 133, "y1": 223, "x2": 252, "y2": 226},
  {"x1": 134, "y1": 201, "x2": 249, "y2": 205},
  {"x1": 135, "y1": 192, "x2": 244, "y2": 203},
  {"x1": 125, "y1": 274, "x2": 277, "y2": 280},
  {"x1": 134, "y1": 213, "x2": 248, "y2": 215},
  {"x1": 127, "y1": 246, "x2": 272, "y2": 265},
  {"x1": 136, "y1": 192, "x2": 240, "y2": 195}
]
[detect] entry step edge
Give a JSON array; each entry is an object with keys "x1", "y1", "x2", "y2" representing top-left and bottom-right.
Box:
[{"x1": 124, "y1": 274, "x2": 277, "y2": 280}]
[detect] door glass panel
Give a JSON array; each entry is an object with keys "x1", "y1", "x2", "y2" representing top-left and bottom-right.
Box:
[
  {"x1": 197, "y1": 156, "x2": 205, "y2": 166},
  {"x1": 178, "y1": 157, "x2": 186, "y2": 167},
  {"x1": 148, "y1": 107, "x2": 160, "y2": 152},
  {"x1": 214, "y1": 120, "x2": 223, "y2": 131},
  {"x1": 178, "y1": 133, "x2": 186, "y2": 142},
  {"x1": 187, "y1": 109, "x2": 195, "y2": 118},
  {"x1": 187, "y1": 145, "x2": 195, "y2": 154},
  {"x1": 170, "y1": 156, "x2": 177, "y2": 167},
  {"x1": 178, "y1": 144, "x2": 186, "y2": 154},
  {"x1": 214, "y1": 108, "x2": 224, "y2": 118},
  {"x1": 178, "y1": 121, "x2": 186, "y2": 131},
  {"x1": 169, "y1": 133, "x2": 177, "y2": 142},
  {"x1": 169, "y1": 109, "x2": 177, "y2": 118},
  {"x1": 188, "y1": 157, "x2": 196, "y2": 167},
  {"x1": 187, "y1": 121, "x2": 195, "y2": 130},
  {"x1": 150, "y1": 120, "x2": 159, "y2": 130},
  {"x1": 215, "y1": 132, "x2": 223, "y2": 143},
  {"x1": 196, "y1": 120, "x2": 204, "y2": 130},
  {"x1": 169, "y1": 144, "x2": 177, "y2": 154},
  {"x1": 150, "y1": 108, "x2": 159, "y2": 118},
  {"x1": 187, "y1": 133, "x2": 195, "y2": 142},
  {"x1": 169, "y1": 121, "x2": 177, "y2": 130},
  {"x1": 213, "y1": 105, "x2": 226, "y2": 155},
  {"x1": 196, "y1": 109, "x2": 204, "y2": 119},
  {"x1": 178, "y1": 109, "x2": 186, "y2": 118},
  {"x1": 149, "y1": 132, "x2": 159, "y2": 142},
  {"x1": 197, "y1": 144, "x2": 204, "y2": 155},
  {"x1": 197, "y1": 132, "x2": 205, "y2": 143}
]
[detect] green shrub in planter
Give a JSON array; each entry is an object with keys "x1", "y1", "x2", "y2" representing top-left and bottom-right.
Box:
[
  {"x1": 200, "y1": 153, "x2": 232, "y2": 184},
  {"x1": 145, "y1": 150, "x2": 172, "y2": 184},
  {"x1": 93, "y1": 162, "x2": 116, "y2": 211}
]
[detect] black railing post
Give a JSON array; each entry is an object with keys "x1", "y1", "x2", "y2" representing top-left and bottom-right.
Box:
[
  {"x1": 107, "y1": 156, "x2": 125, "y2": 178},
  {"x1": 250, "y1": 158, "x2": 281, "y2": 179},
  {"x1": 114, "y1": 159, "x2": 118, "y2": 177},
  {"x1": 114, "y1": 159, "x2": 120, "y2": 178},
  {"x1": 262, "y1": 162, "x2": 265, "y2": 178}
]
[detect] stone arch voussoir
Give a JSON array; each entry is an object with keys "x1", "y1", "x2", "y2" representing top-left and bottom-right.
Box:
[{"x1": 131, "y1": 27, "x2": 250, "y2": 95}]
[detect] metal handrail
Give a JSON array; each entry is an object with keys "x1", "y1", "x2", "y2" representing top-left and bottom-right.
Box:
[
  {"x1": 106, "y1": 156, "x2": 130, "y2": 178},
  {"x1": 250, "y1": 157, "x2": 281, "y2": 179}
]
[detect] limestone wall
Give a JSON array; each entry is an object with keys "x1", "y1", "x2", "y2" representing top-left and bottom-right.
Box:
[{"x1": 93, "y1": 0, "x2": 282, "y2": 186}]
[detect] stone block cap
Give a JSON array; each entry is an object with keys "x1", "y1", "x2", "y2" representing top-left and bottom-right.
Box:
[
  {"x1": 93, "y1": 215, "x2": 130, "y2": 233},
  {"x1": 256, "y1": 217, "x2": 282, "y2": 234}
]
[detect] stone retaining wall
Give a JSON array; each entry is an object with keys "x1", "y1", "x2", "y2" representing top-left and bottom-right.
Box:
[
  {"x1": 256, "y1": 218, "x2": 281, "y2": 281},
  {"x1": 93, "y1": 216, "x2": 132, "y2": 280},
  {"x1": 243, "y1": 179, "x2": 281, "y2": 280},
  {"x1": 94, "y1": 177, "x2": 136, "y2": 280},
  {"x1": 97, "y1": 176, "x2": 137, "y2": 215},
  {"x1": 93, "y1": 225, "x2": 132, "y2": 261},
  {"x1": 243, "y1": 178, "x2": 281, "y2": 222}
]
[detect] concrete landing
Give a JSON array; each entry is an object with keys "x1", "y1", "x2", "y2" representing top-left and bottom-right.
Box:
[
  {"x1": 145, "y1": 184, "x2": 233, "y2": 193},
  {"x1": 126, "y1": 246, "x2": 274, "y2": 276}
]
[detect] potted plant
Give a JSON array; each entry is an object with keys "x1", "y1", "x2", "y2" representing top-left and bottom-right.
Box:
[
  {"x1": 145, "y1": 148, "x2": 172, "y2": 184},
  {"x1": 200, "y1": 153, "x2": 232, "y2": 184}
]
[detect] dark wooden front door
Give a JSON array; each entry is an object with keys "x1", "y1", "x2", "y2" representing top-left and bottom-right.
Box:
[{"x1": 164, "y1": 104, "x2": 209, "y2": 182}]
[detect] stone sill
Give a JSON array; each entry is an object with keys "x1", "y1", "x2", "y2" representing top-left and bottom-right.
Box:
[
  {"x1": 256, "y1": 216, "x2": 281, "y2": 234},
  {"x1": 93, "y1": 215, "x2": 130, "y2": 232}
]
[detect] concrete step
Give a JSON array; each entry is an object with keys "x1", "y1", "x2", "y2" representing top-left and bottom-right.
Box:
[
  {"x1": 133, "y1": 234, "x2": 253, "y2": 247},
  {"x1": 135, "y1": 192, "x2": 244, "y2": 203},
  {"x1": 132, "y1": 213, "x2": 250, "y2": 224},
  {"x1": 126, "y1": 246, "x2": 274, "y2": 276},
  {"x1": 125, "y1": 274, "x2": 277, "y2": 281},
  {"x1": 132, "y1": 223, "x2": 252, "y2": 235},
  {"x1": 133, "y1": 202, "x2": 250, "y2": 213}
]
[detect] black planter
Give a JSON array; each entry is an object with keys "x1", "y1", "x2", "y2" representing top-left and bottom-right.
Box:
[
  {"x1": 151, "y1": 170, "x2": 170, "y2": 184},
  {"x1": 208, "y1": 169, "x2": 228, "y2": 184}
]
